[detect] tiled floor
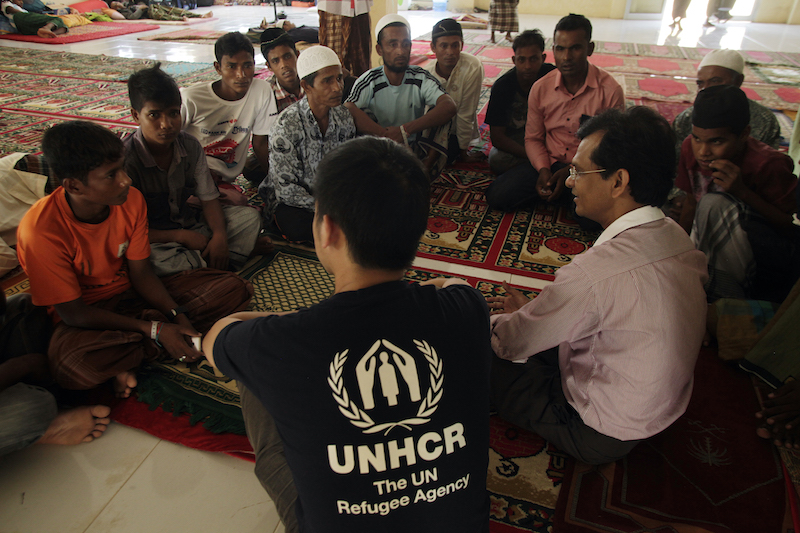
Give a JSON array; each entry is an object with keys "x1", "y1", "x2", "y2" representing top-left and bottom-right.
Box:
[{"x1": 0, "y1": 6, "x2": 797, "y2": 533}]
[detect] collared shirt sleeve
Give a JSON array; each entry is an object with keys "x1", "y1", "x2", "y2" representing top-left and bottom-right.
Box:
[
  {"x1": 455, "y1": 57, "x2": 484, "y2": 150},
  {"x1": 490, "y1": 264, "x2": 598, "y2": 360},
  {"x1": 525, "y1": 80, "x2": 551, "y2": 171},
  {"x1": 187, "y1": 134, "x2": 220, "y2": 202},
  {"x1": 268, "y1": 109, "x2": 315, "y2": 211}
]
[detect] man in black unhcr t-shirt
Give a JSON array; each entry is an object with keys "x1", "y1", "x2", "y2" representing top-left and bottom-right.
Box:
[{"x1": 203, "y1": 137, "x2": 492, "y2": 533}]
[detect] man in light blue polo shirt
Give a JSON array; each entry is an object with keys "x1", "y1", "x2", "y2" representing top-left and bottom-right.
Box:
[{"x1": 345, "y1": 13, "x2": 457, "y2": 180}]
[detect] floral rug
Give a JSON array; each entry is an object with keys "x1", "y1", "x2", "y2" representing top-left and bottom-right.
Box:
[{"x1": 419, "y1": 167, "x2": 600, "y2": 282}]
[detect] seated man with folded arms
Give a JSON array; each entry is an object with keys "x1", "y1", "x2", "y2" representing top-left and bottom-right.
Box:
[
  {"x1": 125, "y1": 64, "x2": 267, "y2": 276},
  {"x1": 345, "y1": 14, "x2": 457, "y2": 180},
  {"x1": 258, "y1": 46, "x2": 356, "y2": 245},
  {"x1": 672, "y1": 49, "x2": 781, "y2": 151},
  {"x1": 674, "y1": 85, "x2": 798, "y2": 301},
  {"x1": 486, "y1": 29, "x2": 555, "y2": 175},
  {"x1": 16, "y1": 121, "x2": 253, "y2": 398},
  {"x1": 488, "y1": 107, "x2": 707, "y2": 465},
  {"x1": 486, "y1": 13, "x2": 624, "y2": 214},
  {"x1": 424, "y1": 18, "x2": 484, "y2": 163},
  {"x1": 204, "y1": 137, "x2": 491, "y2": 533},
  {"x1": 181, "y1": 32, "x2": 278, "y2": 205}
]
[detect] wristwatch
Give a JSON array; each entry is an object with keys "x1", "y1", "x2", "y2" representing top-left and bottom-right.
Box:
[{"x1": 167, "y1": 305, "x2": 188, "y2": 321}]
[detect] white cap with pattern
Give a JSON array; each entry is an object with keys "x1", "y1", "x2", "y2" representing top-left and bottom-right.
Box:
[
  {"x1": 297, "y1": 45, "x2": 342, "y2": 80},
  {"x1": 698, "y1": 49, "x2": 745, "y2": 75},
  {"x1": 375, "y1": 14, "x2": 410, "y2": 39}
]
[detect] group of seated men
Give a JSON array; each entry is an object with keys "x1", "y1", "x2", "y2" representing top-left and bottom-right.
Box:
[{"x1": 0, "y1": 9, "x2": 799, "y2": 533}]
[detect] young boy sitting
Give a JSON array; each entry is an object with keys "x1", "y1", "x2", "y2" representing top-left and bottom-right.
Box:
[
  {"x1": 16, "y1": 121, "x2": 253, "y2": 398},
  {"x1": 125, "y1": 63, "x2": 268, "y2": 276},
  {"x1": 181, "y1": 32, "x2": 278, "y2": 206},
  {"x1": 675, "y1": 85, "x2": 798, "y2": 301},
  {"x1": 203, "y1": 137, "x2": 491, "y2": 533}
]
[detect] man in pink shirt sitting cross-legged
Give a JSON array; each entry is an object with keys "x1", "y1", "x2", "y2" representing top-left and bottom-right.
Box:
[
  {"x1": 486, "y1": 13, "x2": 624, "y2": 224},
  {"x1": 487, "y1": 107, "x2": 708, "y2": 464}
]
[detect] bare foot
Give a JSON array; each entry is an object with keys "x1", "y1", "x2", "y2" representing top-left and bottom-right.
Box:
[
  {"x1": 202, "y1": 10, "x2": 213, "y2": 17},
  {"x1": 38, "y1": 405, "x2": 111, "y2": 445},
  {"x1": 504, "y1": 32, "x2": 513, "y2": 42},
  {"x1": 37, "y1": 26, "x2": 57, "y2": 38},
  {"x1": 252, "y1": 235, "x2": 274, "y2": 256},
  {"x1": 113, "y1": 371, "x2": 137, "y2": 398}
]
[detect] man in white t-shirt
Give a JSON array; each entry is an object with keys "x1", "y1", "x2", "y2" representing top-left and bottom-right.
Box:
[{"x1": 181, "y1": 32, "x2": 277, "y2": 205}]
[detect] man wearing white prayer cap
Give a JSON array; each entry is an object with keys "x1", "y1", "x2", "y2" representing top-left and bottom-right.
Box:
[
  {"x1": 672, "y1": 49, "x2": 781, "y2": 150},
  {"x1": 258, "y1": 45, "x2": 356, "y2": 244},
  {"x1": 345, "y1": 13, "x2": 457, "y2": 180}
]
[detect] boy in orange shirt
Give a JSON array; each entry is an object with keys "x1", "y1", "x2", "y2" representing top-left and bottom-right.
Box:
[{"x1": 17, "y1": 121, "x2": 252, "y2": 397}]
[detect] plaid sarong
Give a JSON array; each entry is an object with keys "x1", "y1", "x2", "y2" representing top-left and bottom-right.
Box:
[
  {"x1": 318, "y1": 11, "x2": 371, "y2": 77},
  {"x1": 489, "y1": 0, "x2": 518, "y2": 33}
]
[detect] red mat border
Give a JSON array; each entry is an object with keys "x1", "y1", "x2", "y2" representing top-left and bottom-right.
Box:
[{"x1": 0, "y1": 21, "x2": 155, "y2": 44}]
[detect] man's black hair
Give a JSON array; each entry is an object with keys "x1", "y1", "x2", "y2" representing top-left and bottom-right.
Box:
[
  {"x1": 377, "y1": 22, "x2": 408, "y2": 46},
  {"x1": 301, "y1": 71, "x2": 318, "y2": 87},
  {"x1": 554, "y1": 13, "x2": 592, "y2": 41},
  {"x1": 42, "y1": 121, "x2": 124, "y2": 185},
  {"x1": 313, "y1": 137, "x2": 430, "y2": 270},
  {"x1": 214, "y1": 31, "x2": 255, "y2": 64},
  {"x1": 127, "y1": 62, "x2": 181, "y2": 112},
  {"x1": 513, "y1": 29, "x2": 546, "y2": 53},
  {"x1": 576, "y1": 107, "x2": 676, "y2": 207}
]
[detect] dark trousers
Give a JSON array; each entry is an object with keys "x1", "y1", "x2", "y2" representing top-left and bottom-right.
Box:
[
  {"x1": 490, "y1": 348, "x2": 640, "y2": 465},
  {"x1": 240, "y1": 384, "x2": 299, "y2": 533},
  {"x1": 485, "y1": 161, "x2": 601, "y2": 231},
  {"x1": 274, "y1": 204, "x2": 314, "y2": 245}
]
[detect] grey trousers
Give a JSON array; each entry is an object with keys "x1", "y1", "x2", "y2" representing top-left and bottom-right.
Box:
[
  {"x1": 239, "y1": 384, "x2": 299, "y2": 533},
  {"x1": 0, "y1": 383, "x2": 57, "y2": 457},
  {"x1": 490, "y1": 348, "x2": 640, "y2": 465},
  {"x1": 150, "y1": 205, "x2": 261, "y2": 277}
]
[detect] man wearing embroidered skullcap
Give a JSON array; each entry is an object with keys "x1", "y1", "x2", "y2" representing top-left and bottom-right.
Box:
[
  {"x1": 345, "y1": 14, "x2": 457, "y2": 181},
  {"x1": 675, "y1": 85, "x2": 798, "y2": 301},
  {"x1": 260, "y1": 28, "x2": 304, "y2": 114},
  {"x1": 258, "y1": 45, "x2": 356, "y2": 245},
  {"x1": 672, "y1": 49, "x2": 781, "y2": 150},
  {"x1": 424, "y1": 18, "x2": 484, "y2": 163}
]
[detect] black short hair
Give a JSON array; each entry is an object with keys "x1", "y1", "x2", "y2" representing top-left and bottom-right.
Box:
[
  {"x1": 214, "y1": 32, "x2": 254, "y2": 64},
  {"x1": 576, "y1": 107, "x2": 676, "y2": 207},
  {"x1": 127, "y1": 62, "x2": 181, "y2": 112},
  {"x1": 377, "y1": 22, "x2": 408, "y2": 46},
  {"x1": 513, "y1": 29, "x2": 545, "y2": 53},
  {"x1": 313, "y1": 137, "x2": 430, "y2": 270},
  {"x1": 42, "y1": 121, "x2": 124, "y2": 185},
  {"x1": 554, "y1": 13, "x2": 592, "y2": 42}
]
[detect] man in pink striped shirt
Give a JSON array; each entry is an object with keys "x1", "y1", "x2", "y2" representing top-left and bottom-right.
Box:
[
  {"x1": 488, "y1": 107, "x2": 708, "y2": 464},
  {"x1": 486, "y1": 13, "x2": 624, "y2": 218}
]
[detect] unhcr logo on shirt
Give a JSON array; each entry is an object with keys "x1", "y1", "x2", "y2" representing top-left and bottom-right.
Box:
[{"x1": 328, "y1": 339, "x2": 444, "y2": 436}]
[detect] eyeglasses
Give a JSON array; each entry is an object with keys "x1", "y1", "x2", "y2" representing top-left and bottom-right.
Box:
[{"x1": 568, "y1": 165, "x2": 607, "y2": 181}]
